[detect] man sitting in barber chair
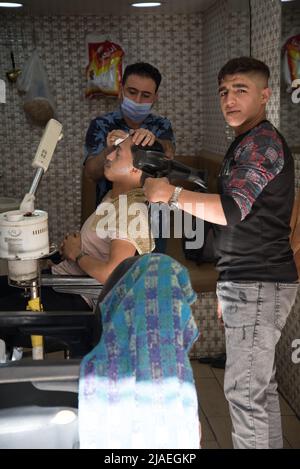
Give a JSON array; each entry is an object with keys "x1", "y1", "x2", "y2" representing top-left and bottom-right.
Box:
[{"x1": 0, "y1": 135, "x2": 155, "y2": 313}]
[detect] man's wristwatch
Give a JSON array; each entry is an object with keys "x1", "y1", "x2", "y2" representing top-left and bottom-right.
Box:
[
  {"x1": 168, "y1": 186, "x2": 183, "y2": 209},
  {"x1": 75, "y1": 251, "x2": 87, "y2": 264}
]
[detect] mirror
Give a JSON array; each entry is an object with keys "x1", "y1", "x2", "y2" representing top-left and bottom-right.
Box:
[{"x1": 280, "y1": 0, "x2": 300, "y2": 151}]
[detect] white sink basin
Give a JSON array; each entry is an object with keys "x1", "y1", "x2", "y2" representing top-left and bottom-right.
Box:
[{"x1": 0, "y1": 197, "x2": 20, "y2": 213}]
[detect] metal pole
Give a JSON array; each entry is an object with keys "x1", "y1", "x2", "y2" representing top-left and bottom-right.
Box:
[{"x1": 28, "y1": 168, "x2": 44, "y2": 196}]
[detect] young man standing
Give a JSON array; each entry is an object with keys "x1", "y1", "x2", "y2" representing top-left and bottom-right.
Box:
[{"x1": 143, "y1": 57, "x2": 298, "y2": 449}]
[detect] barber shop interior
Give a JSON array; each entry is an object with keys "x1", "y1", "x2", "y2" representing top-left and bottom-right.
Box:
[{"x1": 0, "y1": 0, "x2": 300, "y2": 450}]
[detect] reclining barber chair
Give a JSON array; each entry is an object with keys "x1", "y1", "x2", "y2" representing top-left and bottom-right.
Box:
[{"x1": 0, "y1": 257, "x2": 140, "y2": 449}]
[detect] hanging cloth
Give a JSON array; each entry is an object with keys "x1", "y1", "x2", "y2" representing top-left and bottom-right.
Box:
[
  {"x1": 282, "y1": 33, "x2": 300, "y2": 92},
  {"x1": 78, "y1": 253, "x2": 200, "y2": 449}
]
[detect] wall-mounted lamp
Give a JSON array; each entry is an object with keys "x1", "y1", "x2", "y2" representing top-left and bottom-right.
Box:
[
  {"x1": 131, "y1": 2, "x2": 161, "y2": 7},
  {"x1": 0, "y1": 2, "x2": 23, "y2": 7}
]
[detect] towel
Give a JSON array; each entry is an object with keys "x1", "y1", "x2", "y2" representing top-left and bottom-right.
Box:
[{"x1": 78, "y1": 253, "x2": 200, "y2": 449}]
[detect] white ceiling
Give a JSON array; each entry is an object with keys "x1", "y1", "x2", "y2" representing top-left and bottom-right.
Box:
[{"x1": 4, "y1": 0, "x2": 217, "y2": 16}]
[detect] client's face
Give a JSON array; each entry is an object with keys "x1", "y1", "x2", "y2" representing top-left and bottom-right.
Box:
[{"x1": 104, "y1": 136, "x2": 134, "y2": 181}]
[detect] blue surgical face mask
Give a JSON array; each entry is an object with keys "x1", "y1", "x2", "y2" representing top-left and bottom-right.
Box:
[{"x1": 121, "y1": 96, "x2": 152, "y2": 123}]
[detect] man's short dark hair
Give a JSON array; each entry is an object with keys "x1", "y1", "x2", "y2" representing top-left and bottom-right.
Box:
[
  {"x1": 122, "y1": 62, "x2": 162, "y2": 92},
  {"x1": 218, "y1": 57, "x2": 270, "y2": 85}
]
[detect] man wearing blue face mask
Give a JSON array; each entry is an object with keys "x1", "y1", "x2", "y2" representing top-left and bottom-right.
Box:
[{"x1": 83, "y1": 62, "x2": 175, "y2": 214}]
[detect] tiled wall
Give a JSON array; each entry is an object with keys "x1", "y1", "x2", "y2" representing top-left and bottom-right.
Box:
[
  {"x1": 276, "y1": 0, "x2": 300, "y2": 416},
  {"x1": 276, "y1": 150, "x2": 300, "y2": 418},
  {"x1": 201, "y1": 0, "x2": 250, "y2": 154},
  {"x1": 190, "y1": 291, "x2": 225, "y2": 359},
  {"x1": 294, "y1": 152, "x2": 300, "y2": 191},
  {"x1": 280, "y1": 4, "x2": 300, "y2": 148},
  {"x1": 202, "y1": 0, "x2": 283, "y2": 153},
  {"x1": 251, "y1": 0, "x2": 282, "y2": 128},
  {"x1": 0, "y1": 12, "x2": 204, "y2": 244},
  {"x1": 258, "y1": 0, "x2": 300, "y2": 413},
  {"x1": 201, "y1": 0, "x2": 229, "y2": 155},
  {"x1": 277, "y1": 280, "x2": 300, "y2": 418}
]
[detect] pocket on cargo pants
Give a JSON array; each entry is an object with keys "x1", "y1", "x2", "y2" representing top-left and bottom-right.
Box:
[{"x1": 216, "y1": 282, "x2": 260, "y2": 414}]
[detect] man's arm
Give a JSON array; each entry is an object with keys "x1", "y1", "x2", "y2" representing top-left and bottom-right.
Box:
[
  {"x1": 61, "y1": 233, "x2": 137, "y2": 284},
  {"x1": 178, "y1": 189, "x2": 227, "y2": 225},
  {"x1": 143, "y1": 177, "x2": 227, "y2": 225},
  {"x1": 144, "y1": 130, "x2": 286, "y2": 227},
  {"x1": 155, "y1": 116, "x2": 176, "y2": 159},
  {"x1": 83, "y1": 147, "x2": 111, "y2": 182},
  {"x1": 156, "y1": 138, "x2": 175, "y2": 159},
  {"x1": 82, "y1": 147, "x2": 111, "y2": 220}
]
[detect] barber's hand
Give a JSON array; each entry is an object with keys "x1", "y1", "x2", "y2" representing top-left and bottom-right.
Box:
[
  {"x1": 60, "y1": 232, "x2": 82, "y2": 262},
  {"x1": 143, "y1": 177, "x2": 174, "y2": 203},
  {"x1": 131, "y1": 128, "x2": 156, "y2": 147},
  {"x1": 107, "y1": 130, "x2": 129, "y2": 147}
]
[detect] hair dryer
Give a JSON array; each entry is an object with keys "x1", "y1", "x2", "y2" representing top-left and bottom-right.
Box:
[{"x1": 132, "y1": 147, "x2": 207, "y2": 191}]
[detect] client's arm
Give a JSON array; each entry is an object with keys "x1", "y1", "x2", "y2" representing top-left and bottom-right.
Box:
[
  {"x1": 75, "y1": 240, "x2": 136, "y2": 284},
  {"x1": 61, "y1": 233, "x2": 137, "y2": 284}
]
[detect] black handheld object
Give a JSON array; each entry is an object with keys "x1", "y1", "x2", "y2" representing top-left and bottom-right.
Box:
[{"x1": 132, "y1": 147, "x2": 207, "y2": 191}]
